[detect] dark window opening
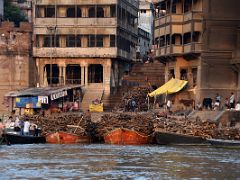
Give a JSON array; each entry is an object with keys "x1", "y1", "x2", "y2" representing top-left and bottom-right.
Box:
[
  {"x1": 96, "y1": 35, "x2": 103, "y2": 47},
  {"x1": 43, "y1": 35, "x2": 59, "y2": 47},
  {"x1": 180, "y1": 69, "x2": 187, "y2": 80},
  {"x1": 67, "y1": 7, "x2": 75, "y2": 17},
  {"x1": 166, "y1": 34, "x2": 170, "y2": 45},
  {"x1": 45, "y1": 6, "x2": 55, "y2": 18},
  {"x1": 66, "y1": 35, "x2": 76, "y2": 47},
  {"x1": 184, "y1": 0, "x2": 192, "y2": 13},
  {"x1": 193, "y1": 32, "x2": 201, "y2": 42},
  {"x1": 97, "y1": 7, "x2": 104, "y2": 17},
  {"x1": 110, "y1": 35, "x2": 116, "y2": 47},
  {"x1": 110, "y1": 5, "x2": 116, "y2": 17},
  {"x1": 66, "y1": 65, "x2": 81, "y2": 84},
  {"x1": 159, "y1": 36, "x2": 165, "y2": 47},
  {"x1": 46, "y1": 64, "x2": 59, "y2": 84},
  {"x1": 89, "y1": 7, "x2": 95, "y2": 17},
  {"x1": 88, "y1": 64, "x2": 103, "y2": 83},
  {"x1": 88, "y1": 35, "x2": 95, "y2": 47},
  {"x1": 77, "y1": 7, "x2": 82, "y2": 17},
  {"x1": 183, "y1": 33, "x2": 191, "y2": 44}
]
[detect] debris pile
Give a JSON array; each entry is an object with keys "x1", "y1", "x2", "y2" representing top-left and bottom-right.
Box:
[
  {"x1": 95, "y1": 112, "x2": 155, "y2": 138},
  {"x1": 25, "y1": 113, "x2": 96, "y2": 137},
  {"x1": 117, "y1": 87, "x2": 150, "y2": 111}
]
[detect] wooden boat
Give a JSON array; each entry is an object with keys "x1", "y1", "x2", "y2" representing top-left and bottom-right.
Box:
[
  {"x1": 155, "y1": 131, "x2": 207, "y2": 145},
  {"x1": 2, "y1": 132, "x2": 46, "y2": 145},
  {"x1": 104, "y1": 128, "x2": 151, "y2": 145},
  {"x1": 45, "y1": 131, "x2": 91, "y2": 144},
  {"x1": 207, "y1": 138, "x2": 240, "y2": 148}
]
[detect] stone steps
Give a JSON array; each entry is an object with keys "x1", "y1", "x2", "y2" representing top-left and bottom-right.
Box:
[{"x1": 81, "y1": 88, "x2": 104, "y2": 111}]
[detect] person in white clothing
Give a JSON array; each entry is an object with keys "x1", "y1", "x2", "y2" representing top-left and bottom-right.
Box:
[
  {"x1": 23, "y1": 120, "x2": 30, "y2": 135},
  {"x1": 166, "y1": 100, "x2": 172, "y2": 110},
  {"x1": 229, "y1": 92, "x2": 235, "y2": 109}
]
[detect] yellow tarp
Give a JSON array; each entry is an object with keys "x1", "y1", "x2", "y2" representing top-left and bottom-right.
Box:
[
  {"x1": 89, "y1": 103, "x2": 103, "y2": 113},
  {"x1": 148, "y1": 78, "x2": 188, "y2": 97}
]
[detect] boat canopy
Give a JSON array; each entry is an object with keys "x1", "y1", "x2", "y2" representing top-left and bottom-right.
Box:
[{"x1": 148, "y1": 78, "x2": 188, "y2": 97}]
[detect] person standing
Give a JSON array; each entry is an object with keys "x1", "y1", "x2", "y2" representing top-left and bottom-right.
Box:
[
  {"x1": 229, "y1": 92, "x2": 235, "y2": 109},
  {"x1": 23, "y1": 120, "x2": 30, "y2": 135}
]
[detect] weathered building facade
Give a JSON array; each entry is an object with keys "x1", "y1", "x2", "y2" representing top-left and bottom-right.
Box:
[
  {"x1": 0, "y1": 22, "x2": 34, "y2": 112},
  {"x1": 32, "y1": 0, "x2": 138, "y2": 106},
  {"x1": 154, "y1": 0, "x2": 240, "y2": 103}
]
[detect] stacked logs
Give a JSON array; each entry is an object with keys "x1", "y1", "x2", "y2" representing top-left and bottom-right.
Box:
[
  {"x1": 117, "y1": 87, "x2": 150, "y2": 111},
  {"x1": 95, "y1": 112, "x2": 155, "y2": 138},
  {"x1": 154, "y1": 115, "x2": 240, "y2": 140},
  {"x1": 24, "y1": 113, "x2": 96, "y2": 137}
]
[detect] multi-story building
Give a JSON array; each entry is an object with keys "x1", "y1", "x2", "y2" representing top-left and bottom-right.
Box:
[
  {"x1": 137, "y1": 0, "x2": 154, "y2": 59},
  {"x1": 32, "y1": 0, "x2": 138, "y2": 108},
  {"x1": 154, "y1": 0, "x2": 240, "y2": 103},
  {"x1": 0, "y1": 0, "x2": 3, "y2": 21}
]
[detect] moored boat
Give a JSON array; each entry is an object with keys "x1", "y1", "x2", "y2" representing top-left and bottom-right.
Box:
[
  {"x1": 2, "y1": 132, "x2": 46, "y2": 145},
  {"x1": 45, "y1": 131, "x2": 91, "y2": 144},
  {"x1": 104, "y1": 128, "x2": 151, "y2": 145},
  {"x1": 207, "y1": 138, "x2": 240, "y2": 148},
  {"x1": 155, "y1": 131, "x2": 207, "y2": 145}
]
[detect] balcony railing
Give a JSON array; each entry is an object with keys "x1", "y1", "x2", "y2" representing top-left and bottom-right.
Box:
[
  {"x1": 155, "y1": 43, "x2": 202, "y2": 57},
  {"x1": 184, "y1": 11, "x2": 203, "y2": 22}
]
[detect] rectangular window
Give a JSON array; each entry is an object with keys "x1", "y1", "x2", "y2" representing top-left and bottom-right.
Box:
[
  {"x1": 66, "y1": 35, "x2": 76, "y2": 47},
  {"x1": 96, "y1": 35, "x2": 103, "y2": 47},
  {"x1": 110, "y1": 35, "x2": 115, "y2": 47},
  {"x1": 43, "y1": 35, "x2": 59, "y2": 47},
  {"x1": 45, "y1": 6, "x2": 55, "y2": 18},
  {"x1": 88, "y1": 35, "x2": 95, "y2": 47},
  {"x1": 110, "y1": 5, "x2": 116, "y2": 17},
  {"x1": 76, "y1": 35, "x2": 81, "y2": 47}
]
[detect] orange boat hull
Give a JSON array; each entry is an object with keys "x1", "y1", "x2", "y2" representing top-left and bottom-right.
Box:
[
  {"x1": 46, "y1": 132, "x2": 91, "y2": 144},
  {"x1": 104, "y1": 128, "x2": 151, "y2": 145}
]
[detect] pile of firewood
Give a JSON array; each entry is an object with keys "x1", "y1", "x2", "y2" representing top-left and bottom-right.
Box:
[
  {"x1": 117, "y1": 87, "x2": 150, "y2": 111},
  {"x1": 24, "y1": 113, "x2": 96, "y2": 137},
  {"x1": 154, "y1": 116, "x2": 240, "y2": 140},
  {"x1": 95, "y1": 112, "x2": 155, "y2": 138}
]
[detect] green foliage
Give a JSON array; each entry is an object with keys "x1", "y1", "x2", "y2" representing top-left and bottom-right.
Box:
[{"x1": 4, "y1": 0, "x2": 27, "y2": 26}]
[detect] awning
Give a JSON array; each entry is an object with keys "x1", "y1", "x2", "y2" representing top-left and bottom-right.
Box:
[{"x1": 148, "y1": 78, "x2": 188, "y2": 97}]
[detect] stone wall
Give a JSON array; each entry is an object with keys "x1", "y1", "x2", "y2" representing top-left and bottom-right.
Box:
[{"x1": 0, "y1": 21, "x2": 35, "y2": 113}]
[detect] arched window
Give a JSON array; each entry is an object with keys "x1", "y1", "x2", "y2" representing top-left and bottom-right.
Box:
[
  {"x1": 88, "y1": 7, "x2": 95, "y2": 17},
  {"x1": 97, "y1": 7, "x2": 104, "y2": 17},
  {"x1": 77, "y1": 7, "x2": 82, "y2": 17},
  {"x1": 67, "y1": 7, "x2": 75, "y2": 17}
]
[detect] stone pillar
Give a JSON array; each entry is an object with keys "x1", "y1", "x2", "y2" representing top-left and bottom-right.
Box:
[
  {"x1": 81, "y1": 65, "x2": 85, "y2": 86},
  {"x1": 59, "y1": 65, "x2": 63, "y2": 85},
  {"x1": 104, "y1": 60, "x2": 112, "y2": 94},
  {"x1": 39, "y1": 62, "x2": 44, "y2": 87},
  {"x1": 84, "y1": 64, "x2": 88, "y2": 86},
  {"x1": 63, "y1": 64, "x2": 66, "y2": 86}
]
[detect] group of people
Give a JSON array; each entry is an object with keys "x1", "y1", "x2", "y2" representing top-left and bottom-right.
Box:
[
  {"x1": 2, "y1": 116, "x2": 39, "y2": 136},
  {"x1": 197, "y1": 92, "x2": 240, "y2": 111}
]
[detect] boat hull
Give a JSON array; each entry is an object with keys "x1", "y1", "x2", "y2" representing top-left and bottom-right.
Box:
[
  {"x1": 3, "y1": 133, "x2": 46, "y2": 144},
  {"x1": 45, "y1": 132, "x2": 91, "y2": 144},
  {"x1": 104, "y1": 128, "x2": 151, "y2": 145},
  {"x1": 207, "y1": 138, "x2": 240, "y2": 148},
  {"x1": 155, "y1": 131, "x2": 206, "y2": 145}
]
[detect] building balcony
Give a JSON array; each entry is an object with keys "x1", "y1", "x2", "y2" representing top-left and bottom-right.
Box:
[
  {"x1": 34, "y1": 18, "x2": 117, "y2": 27},
  {"x1": 33, "y1": 47, "x2": 118, "y2": 58},
  {"x1": 155, "y1": 43, "x2": 202, "y2": 57},
  {"x1": 155, "y1": 14, "x2": 183, "y2": 27},
  {"x1": 183, "y1": 11, "x2": 203, "y2": 22},
  {"x1": 183, "y1": 42, "x2": 203, "y2": 53}
]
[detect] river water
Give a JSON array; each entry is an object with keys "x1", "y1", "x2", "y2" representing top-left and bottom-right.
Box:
[{"x1": 0, "y1": 144, "x2": 240, "y2": 179}]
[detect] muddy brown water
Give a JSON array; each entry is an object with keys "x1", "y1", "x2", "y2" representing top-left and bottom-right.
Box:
[{"x1": 0, "y1": 144, "x2": 240, "y2": 179}]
